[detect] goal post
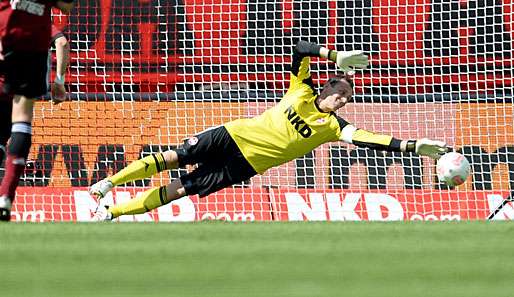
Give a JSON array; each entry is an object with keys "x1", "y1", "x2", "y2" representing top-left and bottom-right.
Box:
[{"x1": 9, "y1": 0, "x2": 514, "y2": 222}]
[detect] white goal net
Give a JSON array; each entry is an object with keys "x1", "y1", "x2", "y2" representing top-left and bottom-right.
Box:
[{"x1": 9, "y1": 0, "x2": 514, "y2": 222}]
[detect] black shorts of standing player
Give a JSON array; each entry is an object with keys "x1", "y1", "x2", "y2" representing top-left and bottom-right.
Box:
[
  {"x1": 0, "y1": 50, "x2": 49, "y2": 98},
  {"x1": 175, "y1": 126, "x2": 257, "y2": 197}
]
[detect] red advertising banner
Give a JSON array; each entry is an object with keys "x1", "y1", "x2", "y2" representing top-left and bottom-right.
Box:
[
  {"x1": 270, "y1": 189, "x2": 512, "y2": 221},
  {"x1": 12, "y1": 187, "x2": 271, "y2": 222},
  {"x1": 10, "y1": 187, "x2": 514, "y2": 222}
]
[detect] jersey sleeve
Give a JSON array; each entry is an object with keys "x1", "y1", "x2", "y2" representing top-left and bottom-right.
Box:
[
  {"x1": 50, "y1": 25, "x2": 65, "y2": 48},
  {"x1": 287, "y1": 41, "x2": 322, "y2": 97},
  {"x1": 335, "y1": 115, "x2": 403, "y2": 152}
]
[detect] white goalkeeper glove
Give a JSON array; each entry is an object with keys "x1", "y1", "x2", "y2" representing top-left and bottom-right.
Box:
[
  {"x1": 415, "y1": 138, "x2": 448, "y2": 159},
  {"x1": 336, "y1": 50, "x2": 369, "y2": 73}
]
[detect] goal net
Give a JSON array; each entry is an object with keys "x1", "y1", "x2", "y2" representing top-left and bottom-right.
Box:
[{"x1": 10, "y1": 0, "x2": 514, "y2": 222}]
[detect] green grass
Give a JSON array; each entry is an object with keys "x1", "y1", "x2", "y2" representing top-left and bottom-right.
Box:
[{"x1": 1, "y1": 222, "x2": 514, "y2": 297}]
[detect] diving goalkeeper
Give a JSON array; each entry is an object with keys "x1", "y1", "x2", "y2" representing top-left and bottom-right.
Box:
[{"x1": 90, "y1": 40, "x2": 448, "y2": 221}]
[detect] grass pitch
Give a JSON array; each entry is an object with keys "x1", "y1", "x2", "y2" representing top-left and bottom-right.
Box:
[{"x1": 1, "y1": 222, "x2": 513, "y2": 297}]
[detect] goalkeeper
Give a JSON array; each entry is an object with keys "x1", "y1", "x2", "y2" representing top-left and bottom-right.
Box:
[{"x1": 90, "y1": 40, "x2": 448, "y2": 221}]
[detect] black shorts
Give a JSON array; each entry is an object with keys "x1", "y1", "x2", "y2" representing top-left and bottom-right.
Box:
[
  {"x1": 0, "y1": 50, "x2": 48, "y2": 98},
  {"x1": 176, "y1": 126, "x2": 257, "y2": 197}
]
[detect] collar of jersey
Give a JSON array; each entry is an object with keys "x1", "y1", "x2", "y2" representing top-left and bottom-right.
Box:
[{"x1": 313, "y1": 96, "x2": 330, "y2": 114}]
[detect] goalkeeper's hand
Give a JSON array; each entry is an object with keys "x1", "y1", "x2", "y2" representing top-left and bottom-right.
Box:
[
  {"x1": 336, "y1": 50, "x2": 369, "y2": 73},
  {"x1": 415, "y1": 138, "x2": 448, "y2": 159}
]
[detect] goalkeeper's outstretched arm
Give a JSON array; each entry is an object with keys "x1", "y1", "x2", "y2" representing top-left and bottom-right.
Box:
[{"x1": 336, "y1": 116, "x2": 448, "y2": 159}]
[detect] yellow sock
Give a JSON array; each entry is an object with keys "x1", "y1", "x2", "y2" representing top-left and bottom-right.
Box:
[
  {"x1": 109, "y1": 186, "x2": 168, "y2": 218},
  {"x1": 109, "y1": 153, "x2": 167, "y2": 186}
]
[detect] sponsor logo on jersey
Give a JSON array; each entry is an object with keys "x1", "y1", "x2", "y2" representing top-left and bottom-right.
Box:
[
  {"x1": 10, "y1": 0, "x2": 45, "y2": 16},
  {"x1": 285, "y1": 105, "x2": 312, "y2": 138},
  {"x1": 187, "y1": 137, "x2": 198, "y2": 146}
]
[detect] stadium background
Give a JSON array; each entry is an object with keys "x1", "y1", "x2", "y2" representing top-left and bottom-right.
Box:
[{"x1": 7, "y1": 0, "x2": 514, "y2": 221}]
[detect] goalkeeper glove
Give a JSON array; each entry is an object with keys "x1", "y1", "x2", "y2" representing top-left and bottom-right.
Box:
[
  {"x1": 415, "y1": 138, "x2": 448, "y2": 159},
  {"x1": 336, "y1": 50, "x2": 369, "y2": 73}
]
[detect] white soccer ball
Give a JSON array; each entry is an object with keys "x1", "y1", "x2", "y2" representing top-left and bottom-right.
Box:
[{"x1": 436, "y1": 152, "x2": 470, "y2": 187}]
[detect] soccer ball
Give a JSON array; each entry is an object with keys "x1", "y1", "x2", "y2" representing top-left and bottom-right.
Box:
[{"x1": 436, "y1": 152, "x2": 470, "y2": 187}]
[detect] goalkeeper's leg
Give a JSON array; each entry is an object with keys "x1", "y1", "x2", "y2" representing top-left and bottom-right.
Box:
[
  {"x1": 89, "y1": 150, "x2": 179, "y2": 199},
  {"x1": 99, "y1": 179, "x2": 186, "y2": 220},
  {"x1": 93, "y1": 147, "x2": 257, "y2": 221},
  {"x1": 101, "y1": 160, "x2": 254, "y2": 219},
  {"x1": 93, "y1": 178, "x2": 186, "y2": 221}
]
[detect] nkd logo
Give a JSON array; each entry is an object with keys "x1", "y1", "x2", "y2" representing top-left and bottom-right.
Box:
[
  {"x1": 285, "y1": 105, "x2": 312, "y2": 138},
  {"x1": 283, "y1": 192, "x2": 462, "y2": 221}
]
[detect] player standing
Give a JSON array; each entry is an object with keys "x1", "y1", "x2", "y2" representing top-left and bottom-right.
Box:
[
  {"x1": 0, "y1": 0, "x2": 74, "y2": 221},
  {"x1": 90, "y1": 40, "x2": 448, "y2": 221},
  {"x1": 0, "y1": 25, "x2": 70, "y2": 162}
]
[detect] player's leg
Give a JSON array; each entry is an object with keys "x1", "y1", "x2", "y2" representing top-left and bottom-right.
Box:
[
  {"x1": 94, "y1": 152, "x2": 257, "y2": 221},
  {"x1": 0, "y1": 95, "x2": 33, "y2": 221},
  {"x1": 1, "y1": 96, "x2": 33, "y2": 195},
  {"x1": 93, "y1": 164, "x2": 227, "y2": 221},
  {"x1": 0, "y1": 51, "x2": 48, "y2": 221},
  {"x1": 92, "y1": 127, "x2": 256, "y2": 221},
  {"x1": 93, "y1": 164, "x2": 210, "y2": 221},
  {"x1": 89, "y1": 126, "x2": 227, "y2": 199},
  {"x1": 93, "y1": 178, "x2": 187, "y2": 221},
  {"x1": 89, "y1": 151, "x2": 171, "y2": 198}
]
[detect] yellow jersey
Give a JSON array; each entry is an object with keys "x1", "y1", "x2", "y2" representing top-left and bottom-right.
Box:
[{"x1": 224, "y1": 41, "x2": 399, "y2": 174}]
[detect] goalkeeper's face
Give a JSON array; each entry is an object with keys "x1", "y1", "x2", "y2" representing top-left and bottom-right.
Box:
[{"x1": 318, "y1": 77, "x2": 353, "y2": 112}]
